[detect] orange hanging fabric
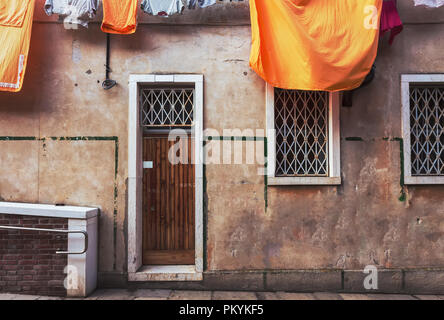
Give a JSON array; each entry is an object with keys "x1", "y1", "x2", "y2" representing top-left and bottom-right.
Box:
[
  {"x1": 101, "y1": 0, "x2": 138, "y2": 34},
  {"x1": 249, "y1": 0, "x2": 383, "y2": 92},
  {"x1": 0, "y1": 0, "x2": 35, "y2": 93}
]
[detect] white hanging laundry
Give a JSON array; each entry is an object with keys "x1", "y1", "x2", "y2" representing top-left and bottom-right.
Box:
[
  {"x1": 141, "y1": 0, "x2": 241, "y2": 18},
  {"x1": 187, "y1": 0, "x2": 217, "y2": 9},
  {"x1": 141, "y1": 0, "x2": 185, "y2": 17},
  {"x1": 44, "y1": 0, "x2": 99, "y2": 28},
  {"x1": 413, "y1": 0, "x2": 444, "y2": 8},
  {"x1": 187, "y1": 0, "x2": 242, "y2": 9}
]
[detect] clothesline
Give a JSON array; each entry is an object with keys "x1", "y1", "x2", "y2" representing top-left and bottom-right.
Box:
[
  {"x1": 44, "y1": 0, "x2": 243, "y2": 31},
  {"x1": 42, "y1": 0, "x2": 444, "y2": 32}
]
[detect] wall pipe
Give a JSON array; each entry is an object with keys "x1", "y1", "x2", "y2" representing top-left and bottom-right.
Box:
[{"x1": 102, "y1": 33, "x2": 117, "y2": 90}]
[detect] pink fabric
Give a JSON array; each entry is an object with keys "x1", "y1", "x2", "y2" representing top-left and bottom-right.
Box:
[{"x1": 380, "y1": 0, "x2": 403, "y2": 45}]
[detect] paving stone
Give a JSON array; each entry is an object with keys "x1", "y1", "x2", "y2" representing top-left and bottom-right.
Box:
[
  {"x1": 37, "y1": 296, "x2": 63, "y2": 300},
  {"x1": 0, "y1": 293, "x2": 18, "y2": 300},
  {"x1": 0, "y1": 289, "x2": 425, "y2": 301},
  {"x1": 212, "y1": 291, "x2": 258, "y2": 300},
  {"x1": 169, "y1": 290, "x2": 212, "y2": 300},
  {"x1": 313, "y1": 292, "x2": 343, "y2": 300},
  {"x1": 11, "y1": 294, "x2": 39, "y2": 300},
  {"x1": 367, "y1": 294, "x2": 417, "y2": 300},
  {"x1": 255, "y1": 292, "x2": 279, "y2": 300},
  {"x1": 339, "y1": 294, "x2": 373, "y2": 300},
  {"x1": 83, "y1": 296, "x2": 99, "y2": 300},
  {"x1": 133, "y1": 289, "x2": 171, "y2": 300},
  {"x1": 91, "y1": 289, "x2": 134, "y2": 300},
  {"x1": 275, "y1": 292, "x2": 316, "y2": 300},
  {"x1": 414, "y1": 295, "x2": 443, "y2": 300}
]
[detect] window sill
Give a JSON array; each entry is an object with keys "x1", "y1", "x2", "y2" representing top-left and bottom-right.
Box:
[
  {"x1": 128, "y1": 265, "x2": 203, "y2": 282},
  {"x1": 268, "y1": 176, "x2": 342, "y2": 186},
  {"x1": 405, "y1": 176, "x2": 444, "y2": 185}
]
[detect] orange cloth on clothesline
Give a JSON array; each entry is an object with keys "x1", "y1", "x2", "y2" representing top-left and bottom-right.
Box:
[
  {"x1": 249, "y1": 0, "x2": 383, "y2": 92},
  {"x1": 101, "y1": 0, "x2": 138, "y2": 34},
  {"x1": 0, "y1": 0, "x2": 35, "y2": 92}
]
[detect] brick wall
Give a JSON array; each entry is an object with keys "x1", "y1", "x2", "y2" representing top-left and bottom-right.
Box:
[{"x1": 0, "y1": 214, "x2": 68, "y2": 296}]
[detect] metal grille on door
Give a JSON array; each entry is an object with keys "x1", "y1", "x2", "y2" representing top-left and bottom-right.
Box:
[{"x1": 140, "y1": 87, "x2": 194, "y2": 127}]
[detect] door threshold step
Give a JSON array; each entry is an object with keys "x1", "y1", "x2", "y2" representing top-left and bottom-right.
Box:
[{"x1": 129, "y1": 265, "x2": 203, "y2": 282}]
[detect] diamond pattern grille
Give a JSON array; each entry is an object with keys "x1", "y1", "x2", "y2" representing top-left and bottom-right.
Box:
[
  {"x1": 141, "y1": 87, "x2": 194, "y2": 127},
  {"x1": 274, "y1": 88, "x2": 329, "y2": 177},
  {"x1": 410, "y1": 85, "x2": 444, "y2": 176}
]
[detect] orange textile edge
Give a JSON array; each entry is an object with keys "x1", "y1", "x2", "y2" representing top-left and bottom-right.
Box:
[
  {"x1": 249, "y1": 0, "x2": 383, "y2": 92},
  {"x1": 101, "y1": 23, "x2": 137, "y2": 35},
  {"x1": 0, "y1": 0, "x2": 35, "y2": 93},
  {"x1": 101, "y1": 0, "x2": 138, "y2": 35}
]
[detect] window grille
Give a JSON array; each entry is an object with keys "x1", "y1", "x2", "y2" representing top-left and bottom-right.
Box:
[
  {"x1": 274, "y1": 88, "x2": 329, "y2": 177},
  {"x1": 409, "y1": 85, "x2": 444, "y2": 176},
  {"x1": 140, "y1": 87, "x2": 194, "y2": 127}
]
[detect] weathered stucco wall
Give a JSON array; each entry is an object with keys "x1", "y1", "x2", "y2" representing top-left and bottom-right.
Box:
[{"x1": 0, "y1": 1, "x2": 443, "y2": 280}]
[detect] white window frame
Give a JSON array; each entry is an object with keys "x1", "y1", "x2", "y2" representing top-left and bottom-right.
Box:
[
  {"x1": 128, "y1": 74, "x2": 203, "y2": 281},
  {"x1": 401, "y1": 74, "x2": 444, "y2": 185},
  {"x1": 266, "y1": 84, "x2": 341, "y2": 185}
]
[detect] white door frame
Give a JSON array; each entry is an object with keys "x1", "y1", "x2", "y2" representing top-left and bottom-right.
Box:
[{"x1": 127, "y1": 74, "x2": 203, "y2": 281}]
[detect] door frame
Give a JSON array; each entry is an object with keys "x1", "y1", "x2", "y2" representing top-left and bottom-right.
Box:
[{"x1": 128, "y1": 74, "x2": 203, "y2": 281}]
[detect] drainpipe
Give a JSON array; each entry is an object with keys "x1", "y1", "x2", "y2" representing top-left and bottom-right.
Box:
[{"x1": 102, "y1": 33, "x2": 117, "y2": 90}]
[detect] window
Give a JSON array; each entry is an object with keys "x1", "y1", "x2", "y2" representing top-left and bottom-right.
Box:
[
  {"x1": 140, "y1": 86, "x2": 194, "y2": 127},
  {"x1": 401, "y1": 74, "x2": 444, "y2": 184},
  {"x1": 266, "y1": 85, "x2": 341, "y2": 185}
]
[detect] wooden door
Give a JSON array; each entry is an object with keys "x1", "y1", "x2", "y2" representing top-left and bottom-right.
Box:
[{"x1": 142, "y1": 135, "x2": 195, "y2": 265}]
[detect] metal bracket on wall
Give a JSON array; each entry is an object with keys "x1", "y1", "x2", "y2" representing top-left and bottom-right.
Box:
[{"x1": 0, "y1": 225, "x2": 88, "y2": 255}]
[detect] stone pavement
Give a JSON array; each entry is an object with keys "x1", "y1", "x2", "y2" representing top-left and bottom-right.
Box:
[{"x1": 0, "y1": 290, "x2": 444, "y2": 300}]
